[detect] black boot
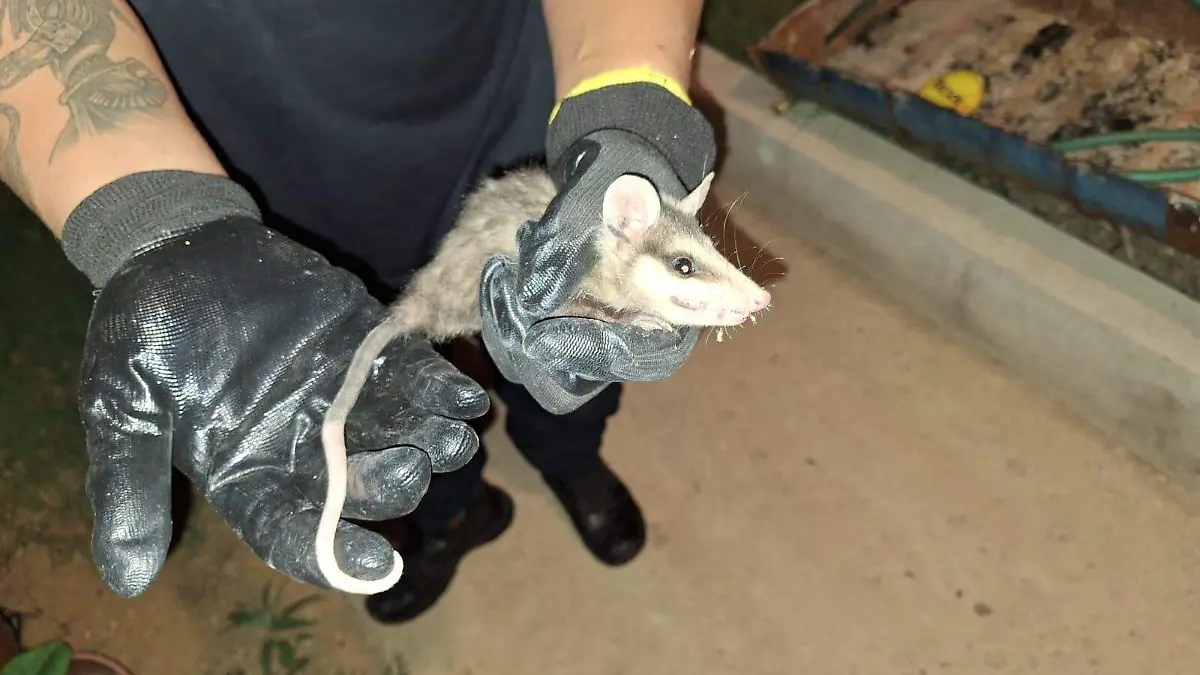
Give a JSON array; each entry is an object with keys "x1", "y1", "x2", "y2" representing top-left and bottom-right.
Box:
[
  {"x1": 544, "y1": 461, "x2": 646, "y2": 566},
  {"x1": 364, "y1": 482, "x2": 514, "y2": 624}
]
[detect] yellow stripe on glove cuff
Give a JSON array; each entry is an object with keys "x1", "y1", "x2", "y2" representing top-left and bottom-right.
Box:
[{"x1": 549, "y1": 67, "x2": 692, "y2": 123}]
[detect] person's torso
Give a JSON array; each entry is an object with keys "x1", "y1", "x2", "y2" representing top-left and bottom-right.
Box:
[{"x1": 127, "y1": 0, "x2": 550, "y2": 291}]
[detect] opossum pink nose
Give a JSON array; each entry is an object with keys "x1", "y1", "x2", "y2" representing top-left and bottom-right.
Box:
[{"x1": 751, "y1": 289, "x2": 771, "y2": 310}]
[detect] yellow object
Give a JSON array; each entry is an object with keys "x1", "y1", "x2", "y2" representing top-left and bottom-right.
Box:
[
  {"x1": 918, "y1": 70, "x2": 985, "y2": 116},
  {"x1": 549, "y1": 66, "x2": 691, "y2": 123}
]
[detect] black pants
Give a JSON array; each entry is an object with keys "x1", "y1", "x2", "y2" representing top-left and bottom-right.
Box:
[{"x1": 408, "y1": 351, "x2": 624, "y2": 533}]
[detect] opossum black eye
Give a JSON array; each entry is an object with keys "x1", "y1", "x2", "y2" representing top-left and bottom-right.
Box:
[{"x1": 671, "y1": 257, "x2": 695, "y2": 276}]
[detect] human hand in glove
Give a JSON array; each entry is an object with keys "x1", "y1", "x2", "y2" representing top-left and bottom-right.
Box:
[
  {"x1": 479, "y1": 73, "x2": 718, "y2": 415},
  {"x1": 61, "y1": 171, "x2": 490, "y2": 598}
]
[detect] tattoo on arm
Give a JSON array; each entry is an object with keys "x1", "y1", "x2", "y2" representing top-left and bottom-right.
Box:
[
  {"x1": 0, "y1": 104, "x2": 29, "y2": 200},
  {"x1": 0, "y1": 0, "x2": 168, "y2": 186}
]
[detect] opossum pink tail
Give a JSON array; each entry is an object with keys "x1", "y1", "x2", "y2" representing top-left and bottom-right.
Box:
[{"x1": 316, "y1": 312, "x2": 416, "y2": 594}]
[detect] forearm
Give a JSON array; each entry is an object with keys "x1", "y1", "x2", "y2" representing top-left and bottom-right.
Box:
[
  {"x1": 541, "y1": 0, "x2": 704, "y2": 100},
  {"x1": 0, "y1": 0, "x2": 226, "y2": 237}
]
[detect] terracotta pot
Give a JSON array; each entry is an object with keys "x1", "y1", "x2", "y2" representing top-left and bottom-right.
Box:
[
  {"x1": 0, "y1": 609, "x2": 132, "y2": 674},
  {"x1": 67, "y1": 651, "x2": 134, "y2": 675}
]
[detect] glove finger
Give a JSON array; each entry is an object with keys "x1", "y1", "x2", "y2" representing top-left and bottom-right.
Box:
[
  {"x1": 479, "y1": 256, "x2": 531, "y2": 377},
  {"x1": 359, "y1": 338, "x2": 490, "y2": 421},
  {"x1": 398, "y1": 355, "x2": 490, "y2": 421},
  {"x1": 353, "y1": 406, "x2": 479, "y2": 472},
  {"x1": 478, "y1": 257, "x2": 617, "y2": 414},
  {"x1": 294, "y1": 441, "x2": 434, "y2": 522},
  {"x1": 513, "y1": 200, "x2": 600, "y2": 315},
  {"x1": 520, "y1": 367, "x2": 612, "y2": 416},
  {"x1": 207, "y1": 470, "x2": 398, "y2": 589},
  {"x1": 343, "y1": 339, "x2": 486, "y2": 465},
  {"x1": 81, "y1": 390, "x2": 174, "y2": 598},
  {"x1": 341, "y1": 446, "x2": 433, "y2": 520},
  {"x1": 525, "y1": 318, "x2": 700, "y2": 382}
]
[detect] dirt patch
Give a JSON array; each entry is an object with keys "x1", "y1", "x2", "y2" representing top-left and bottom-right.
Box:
[
  {"x1": 0, "y1": 500, "x2": 399, "y2": 675},
  {"x1": 1016, "y1": 0, "x2": 1200, "y2": 51}
]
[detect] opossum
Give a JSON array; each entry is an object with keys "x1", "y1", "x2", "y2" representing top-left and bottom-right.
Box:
[{"x1": 318, "y1": 167, "x2": 772, "y2": 594}]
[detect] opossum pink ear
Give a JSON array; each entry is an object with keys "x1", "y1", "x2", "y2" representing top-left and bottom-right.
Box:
[
  {"x1": 671, "y1": 172, "x2": 715, "y2": 217},
  {"x1": 603, "y1": 174, "x2": 662, "y2": 239}
]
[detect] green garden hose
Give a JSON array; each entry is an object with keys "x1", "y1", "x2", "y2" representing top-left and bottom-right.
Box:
[
  {"x1": 1037, "y1": 1, "x2": 1200, "y2": 185},
  {"x1": 1050, "y1": 129, "x2": 1200, "y2": 185}
]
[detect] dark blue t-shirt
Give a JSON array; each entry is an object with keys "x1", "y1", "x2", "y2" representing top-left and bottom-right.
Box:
[{"x1": 128, "y1": 0, "x2": 554, "y2": 292}]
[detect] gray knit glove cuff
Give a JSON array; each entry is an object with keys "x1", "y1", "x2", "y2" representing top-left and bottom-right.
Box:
[{"x1": 61, "y1": 170, "x2": 262, "y2": 287}]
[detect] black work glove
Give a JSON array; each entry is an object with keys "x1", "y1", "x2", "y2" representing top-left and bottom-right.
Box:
[
  {"x1": 479, "y1": 80, "x2": 717, "y2": 414},
  {"x1": 60, "y1": 171, "x2": 489, "y2": 597}
]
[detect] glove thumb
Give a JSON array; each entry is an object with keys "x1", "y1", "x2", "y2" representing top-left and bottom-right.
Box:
[{"x1": 81, "y1": 393, "x2": 175, "y2": 598}]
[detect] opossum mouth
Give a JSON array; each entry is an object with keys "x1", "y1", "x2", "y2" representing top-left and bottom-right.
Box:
[
  {"x1": 671, "y1": 296, "x2": 703, "y2": 310},
  {"x1": 672, "y1": 296, "x2": 750, "y2": 326}
]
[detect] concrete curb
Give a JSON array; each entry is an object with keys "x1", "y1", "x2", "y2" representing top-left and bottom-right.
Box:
[{"x1": 693, "y1": 46, "x2": 1200, "y2": 484}]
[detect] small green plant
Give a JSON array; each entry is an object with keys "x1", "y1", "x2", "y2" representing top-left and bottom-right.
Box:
[
  {"x1": 0, "y1": 639, "x2": 72, "y2": 675},
  {"x1": 223, "y1": 583, "x2": 321, "y2": 675}
]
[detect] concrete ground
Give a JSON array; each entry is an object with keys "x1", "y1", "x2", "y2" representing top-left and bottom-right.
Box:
[{"x1": 349, "y1": 186, "x2": 1200, "y2": 675}]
